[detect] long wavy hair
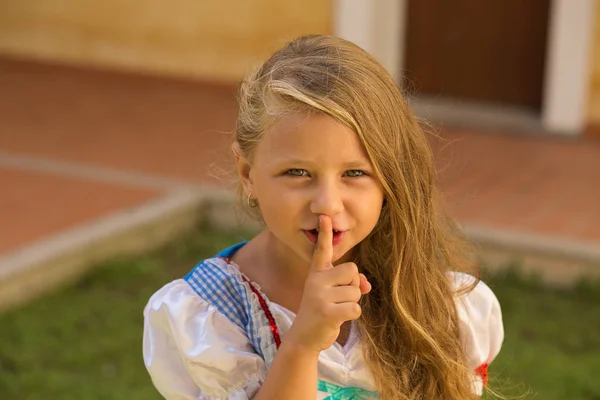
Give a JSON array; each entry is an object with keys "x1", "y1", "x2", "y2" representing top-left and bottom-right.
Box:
[{"x1": 234, "y1": 34, "x2": 482, "y2": 399}]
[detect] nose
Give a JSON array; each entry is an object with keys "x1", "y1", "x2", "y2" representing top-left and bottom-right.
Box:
[{"x1": 309, "y1": 178, "x2": 344, "y2": 216}]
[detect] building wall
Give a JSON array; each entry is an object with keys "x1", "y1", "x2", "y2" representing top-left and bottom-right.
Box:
[
  {"x1": 0, "y1": 0, "x2": 332, "y2": 82},
  {"x1": 587, "y1": 1, "x2": 600, "y2": 127}
]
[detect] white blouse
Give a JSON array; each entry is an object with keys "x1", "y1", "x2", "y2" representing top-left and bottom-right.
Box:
[{"x1": 143, "y1": 256, "x2": 503, "y2": 399}]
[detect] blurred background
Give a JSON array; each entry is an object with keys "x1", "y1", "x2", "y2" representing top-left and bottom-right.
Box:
[{"x1": 0, "y1": 0, "x2": 599, "y2": 399}]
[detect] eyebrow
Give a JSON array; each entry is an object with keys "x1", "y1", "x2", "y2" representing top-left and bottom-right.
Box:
[{"x1": 272, "y1": 158, "x2": 372, "y2": 169}]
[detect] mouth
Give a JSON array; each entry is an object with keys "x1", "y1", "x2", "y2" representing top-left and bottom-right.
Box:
[{"x1": 302, "y1": 228, "x2": 346, "y2": 245}]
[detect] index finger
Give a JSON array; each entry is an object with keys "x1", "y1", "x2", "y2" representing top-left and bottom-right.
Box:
[{"x1": 311, "y1": 215, "x2": 333, "y2": 272}]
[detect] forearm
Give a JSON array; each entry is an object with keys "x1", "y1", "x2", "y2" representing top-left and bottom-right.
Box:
[{"x1": 253, "y1": 339, "x2": 319, "y2": 400}]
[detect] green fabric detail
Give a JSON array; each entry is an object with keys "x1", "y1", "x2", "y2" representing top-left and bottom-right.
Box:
[{"x1": 317, "y1": 379, "x2": 380, "y2": 399}]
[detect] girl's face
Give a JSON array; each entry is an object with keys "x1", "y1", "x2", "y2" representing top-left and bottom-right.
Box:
[{"x1": 238, "y1": 113, "x2": 385, "y2": 264}]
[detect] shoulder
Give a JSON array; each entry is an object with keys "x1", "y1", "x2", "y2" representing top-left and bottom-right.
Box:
[
  {"x1": 143, "y1": 249, "x2": 253, "y2": 340},
  {"x1": 449, "y1": 272, "x2": 504, "y2": 393},
  {"x1": 448, "y1": 272, "x2": 504, "y2": 352},
  {"x1": 143, "y1": 277, "x2": 252, "y2": 356},
  {"x1": 142, "y1": 252, "x2": 265, "y2": 398},
  {"x1": 450, "y1": 272, "x2": 502, "y2": 319}
]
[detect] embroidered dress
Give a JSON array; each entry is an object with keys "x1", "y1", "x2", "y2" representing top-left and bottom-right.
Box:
[{"x1": 143, "y1": 242, "x2": 504, "y2": 399}]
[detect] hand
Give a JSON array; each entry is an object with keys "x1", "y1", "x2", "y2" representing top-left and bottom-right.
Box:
[{"x1": 285, "y1": 215, "x2": 372, "y2": 354}]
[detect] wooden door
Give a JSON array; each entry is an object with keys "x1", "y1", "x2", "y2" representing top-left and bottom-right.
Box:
[{"x1": 404, "y1": 0, "x2": 551, "y2": 110}]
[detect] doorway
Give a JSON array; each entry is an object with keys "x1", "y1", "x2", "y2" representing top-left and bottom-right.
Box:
[{"x1": 403, "y1": 0, "x2": 551, "y2": 111}]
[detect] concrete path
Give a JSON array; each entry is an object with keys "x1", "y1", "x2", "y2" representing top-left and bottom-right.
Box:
[{"x1": 1, "y1": 56, "x2": 598, "y2": 310}]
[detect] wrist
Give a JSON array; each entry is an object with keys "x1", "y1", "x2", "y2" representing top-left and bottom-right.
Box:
[
  {"x1": 255, "y1": 333, "x2": 321, "y2": 400},
  {"x1": 280, "y1": 334, "x2": 321, "y2": 360}
]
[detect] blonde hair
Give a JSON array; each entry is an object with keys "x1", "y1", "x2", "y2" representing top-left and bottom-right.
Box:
[{"x1": 235, "y1": 34, "x2": 482, "y2": 399}]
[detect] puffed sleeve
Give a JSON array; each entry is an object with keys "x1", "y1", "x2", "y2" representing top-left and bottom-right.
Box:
[
  {"x1": 143, "y1": 279, "x2": 267, "y2": 399},
  {"x1": 452, "y1": 273, "x2": 504, "y2": 395}
]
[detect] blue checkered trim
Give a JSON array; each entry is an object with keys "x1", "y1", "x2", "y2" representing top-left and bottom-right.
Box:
[
  {"x1": 183, "y1": 242, "x2": 270, "y2": 360},
  {"x1": 183, "y1": 243, "x2": 378, "y2": 396}
]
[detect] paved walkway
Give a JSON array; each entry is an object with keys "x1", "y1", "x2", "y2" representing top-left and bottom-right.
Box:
[{"x1": 1, "y1": 56, "x2": 599, "y2": 309}]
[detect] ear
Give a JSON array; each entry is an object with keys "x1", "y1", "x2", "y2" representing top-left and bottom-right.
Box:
[{"x1": 232, "y1": 141, "x2": 254, "y2": 196}]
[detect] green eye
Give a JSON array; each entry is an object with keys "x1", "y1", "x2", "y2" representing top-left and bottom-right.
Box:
[
  {"x1": 286, "y1": 169, "x2": 307, "y2": 177},
  {"x1": 345, "y1": 170, "x2": 365, "y2": 177}
]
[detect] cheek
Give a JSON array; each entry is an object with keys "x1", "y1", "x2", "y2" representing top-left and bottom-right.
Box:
[
  {"x1": 256, "y1": 184, "x2": 304, "y2": 220},
  {"x1": 361, "y1": 204, "x2": 383, "y2": 229},
  {"x1": 350, "y1": 186, "x2": 384, "y2": 225}
]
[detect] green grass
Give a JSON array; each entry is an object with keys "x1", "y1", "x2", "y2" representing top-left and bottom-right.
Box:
[
  {"x1": 483, "y1": 268, "x2": 600, "y2": 399},
  {"x1": 0, "y1": 222, "x2": 599, "y2": 399}
]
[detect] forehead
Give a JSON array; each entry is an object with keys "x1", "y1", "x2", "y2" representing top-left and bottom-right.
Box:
[{"x1": 254, "y1": 113, "x2": 370, "y2": 163}]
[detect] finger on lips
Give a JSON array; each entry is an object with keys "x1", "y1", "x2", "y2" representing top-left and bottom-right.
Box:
[
  {"x1": 311, "y1": 215, "x2": 369, "y2": 294},
  {"x1": 311, "y1": 215, "x2": 334, "y2": 272}
]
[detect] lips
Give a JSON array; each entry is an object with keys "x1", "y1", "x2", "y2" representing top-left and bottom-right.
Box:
[
  {"x1": 302, "y1": 229, "x2": 346, "y2": 245},
  {"x1": 309, "y1": 228, "x2": 342, "y2": 234}
]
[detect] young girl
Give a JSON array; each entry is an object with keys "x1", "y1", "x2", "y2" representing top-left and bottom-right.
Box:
[{"x1": 143, "y1": 34, "x2": 503, "y2": 399}]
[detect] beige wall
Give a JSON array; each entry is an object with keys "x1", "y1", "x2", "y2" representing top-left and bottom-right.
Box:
[
  {"x1": 0, "y1": 0, "x2": 332, "y2": 82},
  {"x1": 588, "y1": 2, "x2": 600, "y2": 125}
]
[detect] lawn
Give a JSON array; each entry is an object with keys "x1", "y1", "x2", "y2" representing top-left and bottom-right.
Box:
[{"x1": 0, "y1": 222, "x2": 599, "y2": 399}]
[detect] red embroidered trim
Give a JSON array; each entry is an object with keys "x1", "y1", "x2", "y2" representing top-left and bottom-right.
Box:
[
  {"x1": 475, "y1": 363, "x2": 489, "y2": 386},
  {"x1": 241, "y1": 275, "x2": 282, "y2": 348},
  {"x1": 220, "y1": 255, "x2": 281, "y2": 348}
]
